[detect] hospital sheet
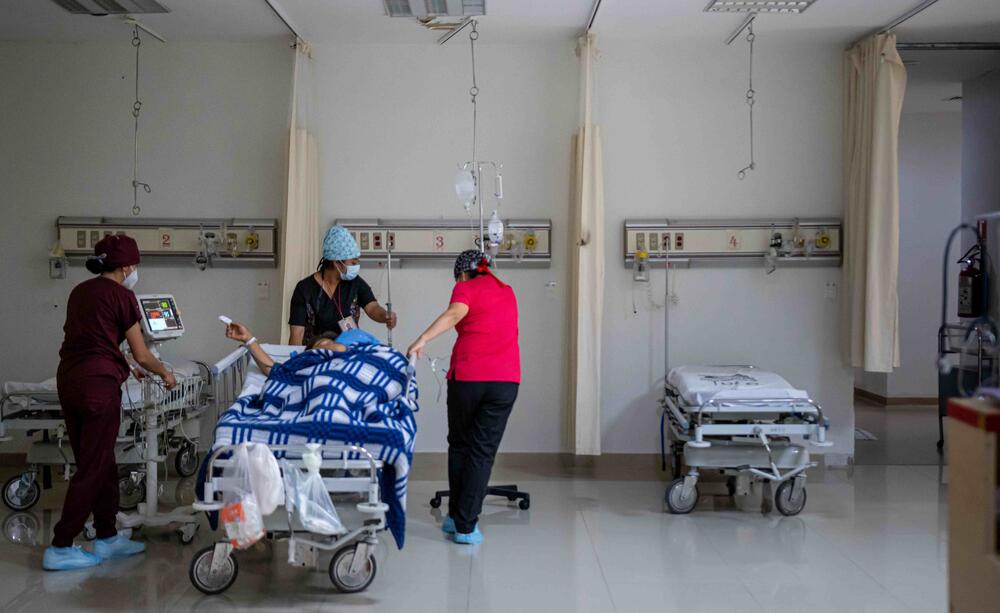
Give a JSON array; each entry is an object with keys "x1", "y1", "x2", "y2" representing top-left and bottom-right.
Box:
[
  {"x1": 667, "y1": 365, "x2": 809, "y2": 406},
  {"x1": 211, "y1": 344, "x2": 419, "y2": 548}
]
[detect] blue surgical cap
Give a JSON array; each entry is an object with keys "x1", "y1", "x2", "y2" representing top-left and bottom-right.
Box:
[
  {"x1": 336, "y1": 329, "x2": 381, "y2": 347},
  {"x1": 323, "y1": 225, "x2": 361, "y2": 261}
]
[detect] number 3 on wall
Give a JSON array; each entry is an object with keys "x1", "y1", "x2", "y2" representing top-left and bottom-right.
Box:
[{"x1": 433, "y1": 232, "x2": 445, "y2": 252}]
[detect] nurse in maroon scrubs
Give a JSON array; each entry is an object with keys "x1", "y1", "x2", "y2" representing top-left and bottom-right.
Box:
[{"x1": 43, "y1": 235, "x2": 176, "y2": 571}]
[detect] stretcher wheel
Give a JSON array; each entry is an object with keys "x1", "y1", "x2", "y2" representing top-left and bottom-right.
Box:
[
  {"x1": 3, "y1": 512, "x2": 40, "y2": 546},
  {"x1": 429, "y1": 496, "x2": 442, "y2": 509},
  {"x1": 2, "y1": 474, "x2": 40, "y2": 511},
  {"x1": 118, "y1": 471, "x2": 146, "y2": 511},
  {"x1": 664, "y1": 478, "x2": 699, "y2": 514},
  {"x1": 174, "y1": 443, "x2": 200, "y2": 478},
  {"x1": 190, "y1": 544, "x2": 239, "y2": 595},
  {"x1": 329, "y1": 544, "x2": 377, "y2": 593},
  {"x1": 178, "y1": 523, "x2": 199, "y2": 545},
  {"x1": 774, "y1": 480, "x2": 807, "y2": 516},
  {"x1": 84, "y1": 523, "x2": 97, "y2": 541}
]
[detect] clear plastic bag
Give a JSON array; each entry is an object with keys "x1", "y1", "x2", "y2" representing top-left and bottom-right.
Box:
[
  {"x1": 221, "y1": 444, "x2": 265, "y2": 549},
  {"x1": 246, "y1": 443, "x2": 284, "y2": 515},
  {"x1": 281, "y1": 455, "x2": 345, "y2": 536}
]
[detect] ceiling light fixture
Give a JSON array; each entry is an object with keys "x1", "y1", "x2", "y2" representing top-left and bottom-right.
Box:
[
  {"x1": 704, "y1": 0, "x2": 816, "y2": 14},
  {"x1": 384, "y1": 0, "x2": 485, "y2": 18},
  {"x1": 49, "y1": 0, "x2": 169, "y2": 15}
]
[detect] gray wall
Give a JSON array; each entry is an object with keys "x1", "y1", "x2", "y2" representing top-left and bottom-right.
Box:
[
  {"x1": 596, "y1": 40, "x2": 853, "y2": 459},
  {"x1": 0, "y1": 42, "x2": 293, "y2": 382},
  {"x1": 962, "y1": 69, "x2": 1000, "y2": 320}
]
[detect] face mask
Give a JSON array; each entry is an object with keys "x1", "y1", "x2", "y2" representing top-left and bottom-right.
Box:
[
  {"x1": 340, "y1": 263, "x2": 360, "y2": 281},
  {"x1": 123, "y1": 267, "x2": 138, "y2": 290}
]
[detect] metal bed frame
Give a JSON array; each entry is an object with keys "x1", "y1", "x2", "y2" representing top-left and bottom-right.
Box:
[{"x1": 660, "y1": 368, "x2": 832, "y2": 516}]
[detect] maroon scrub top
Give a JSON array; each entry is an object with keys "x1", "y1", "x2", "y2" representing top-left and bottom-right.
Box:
[{"x1": 57, "y1": 277, "x2": 142, "y2": 385}]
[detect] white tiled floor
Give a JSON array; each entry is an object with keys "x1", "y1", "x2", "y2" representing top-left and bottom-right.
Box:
[{"x1": 0, "y1": 461, "x2": 947, "y2": 613}]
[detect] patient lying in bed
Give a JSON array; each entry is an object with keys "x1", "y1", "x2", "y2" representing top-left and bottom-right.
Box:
[{"x1": 223, "y1": 322, "x2": 378, "y2": 376}]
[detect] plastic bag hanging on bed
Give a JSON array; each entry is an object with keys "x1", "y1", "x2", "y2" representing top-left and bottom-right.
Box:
[
  {"x1": 220, "y1": 444, "x2": 265, "y2": 549},
  {"x1": 280, "y1": 457, "x2": 345, "y2": 536},
  {"x1": 246, "y1": 443, "x2": 284, "y2": 515}
]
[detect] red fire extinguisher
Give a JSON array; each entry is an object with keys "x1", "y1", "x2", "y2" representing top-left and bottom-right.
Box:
[{"x1": 957, "y1": 220, "x2": 988, "y2": 319}]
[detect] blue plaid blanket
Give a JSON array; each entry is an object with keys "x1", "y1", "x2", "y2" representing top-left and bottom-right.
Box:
[{"x1": 212, "y1": 344, "x2": 418, "y2": 548}]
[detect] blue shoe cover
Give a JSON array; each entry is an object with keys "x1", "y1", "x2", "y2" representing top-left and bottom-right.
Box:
[
  {"x1": 94, "y1": 534, "x2": 146, "y2": 560},
  {"x1": 43, "y1": 546, "x2": 102, "y2": 571},
  {"x1": 453, "y1": 525, "x2": 483, "y2": 545},
  {"x1": 441, "y1": 516, "x2": 456, "y2": 534}
]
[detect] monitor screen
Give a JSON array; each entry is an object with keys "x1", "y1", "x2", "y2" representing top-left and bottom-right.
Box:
[{"x1": 140, "y1": 297, "x2": 182, "y2": 332}]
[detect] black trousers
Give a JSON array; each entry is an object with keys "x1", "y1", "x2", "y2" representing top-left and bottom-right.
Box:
[
  {"x1": 52, "y1": 375, "x2": 122, "y2": 547},
  {"x1": 446, "y1": 380, "x2": 519, "y2": 534}
]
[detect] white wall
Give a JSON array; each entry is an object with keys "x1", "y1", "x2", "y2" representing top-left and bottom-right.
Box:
[
  {"x1": 962, "y1": 70, "x2": 1000, "y2": 319},
  {"x1": 596, "y1": 40, "x2": 854, "y2": 458},
  {"x1": 0, "y1": 42, "x2": 292, "y2": 381},
  {"x1": 310, "y1": 42, "x2": 577, "y2": 453},
  {"x1": 887, "y1": 112, "x2": 962, "y2": 397}
]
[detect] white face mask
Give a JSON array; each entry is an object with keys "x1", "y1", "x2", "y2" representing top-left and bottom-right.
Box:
[{"x1": 123, "y1": 267, "x2": 139, "y2": 290}]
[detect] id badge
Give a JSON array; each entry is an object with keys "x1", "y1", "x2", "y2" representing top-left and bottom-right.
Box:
[{"x1": 337, "y1": 317, "x2": 356, "y2": 332}]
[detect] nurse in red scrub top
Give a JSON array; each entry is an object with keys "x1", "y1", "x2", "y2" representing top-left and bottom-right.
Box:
[
  {"x1": 408, "y1": 250, "x2": 520, "y2": 546},
  {"x1": 43, "y1": 235, "x2": 176, "y2": 571}
]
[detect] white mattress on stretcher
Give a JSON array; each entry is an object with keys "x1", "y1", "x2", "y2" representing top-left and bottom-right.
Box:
[
  {"x1": 3, "y1": 361, "x2": 201, "y2": 409},
  {"x1": 237, "y1": 344, "x2": 303, "y2": 398},
  {"x1": 667, "y1": 365, "x2": 809, "y2": 406}
]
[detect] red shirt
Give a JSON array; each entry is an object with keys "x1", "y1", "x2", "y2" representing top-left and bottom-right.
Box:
[
  {"x1": 448, "y1": 273, "x2": 520, "y2": 383},
  {"x1": 58, "y1": 277, "x2": 141, "y2": 384}
]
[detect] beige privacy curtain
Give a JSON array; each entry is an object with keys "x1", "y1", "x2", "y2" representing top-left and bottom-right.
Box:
[
  {"x1": 842, "y1": 33, "x2": 907, "y2": 371},
  {"x1": 279, "y1": 40, "x2": 320, "y2": 343},
  {"x1": 569, "y1": 33, "x2": 605, "y2": 455}
]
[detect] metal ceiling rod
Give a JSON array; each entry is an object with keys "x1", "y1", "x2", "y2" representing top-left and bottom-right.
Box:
[
  {"x1": 897, "y1": 42, "x2": 1000, "y2": 51},
  {"x1": 849, "y1": 0, "x2": 941, "y2": 48},
  {"x1": 725, "y1": 14, "x2": 755, "y2": 46},
  {"x1": 263, "y1": 0, "x2": 307, "y2": 43},
  {"x1": 438, "y1": 16, "x2": 474, "y2": 45},
  {"x1": 586, "y1": 0, "x2": 604, "y2": 33},
  {"x1": 122, "y1": 16, "x2": 165, "y2": 43}
]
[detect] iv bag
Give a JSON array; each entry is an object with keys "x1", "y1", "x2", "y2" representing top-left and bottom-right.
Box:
[
  {"x1": 455, "y1": 170, "x2": 476, "y2": 205},
  {"x1": 488, "y1": 211, "x2": 504, "y2": 246}
]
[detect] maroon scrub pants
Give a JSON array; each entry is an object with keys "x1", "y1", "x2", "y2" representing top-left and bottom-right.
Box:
[{"x1": 51, "y1": 374, "x2": 122, "y2": 548}]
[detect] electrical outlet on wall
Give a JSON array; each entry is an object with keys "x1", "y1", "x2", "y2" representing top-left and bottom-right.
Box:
[
  {"x1": 824, "y1": 281, "x2": 837, "y2": 300},
  {"x1": 256, "y1": 281, "x2": 270, "y2": 300}
]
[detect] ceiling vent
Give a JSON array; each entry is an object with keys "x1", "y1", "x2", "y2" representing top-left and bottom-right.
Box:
[
  {"x1": 50, "y1": 0, "x2": 169, "y2": 15},
  {"x1": 705, "y1": 1, "x2": 816, "y2": 14},
  {"x1": 384, "y1": 0, "x2": 484, "y2": 18}
]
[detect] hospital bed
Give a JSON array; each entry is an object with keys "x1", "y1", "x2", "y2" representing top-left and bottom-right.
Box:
[
  {"x1": 190, "y1": 343, "x2": 416, "y2": 595},
  {"x1": 660, "y1": 365, "x2": 832, "y2": 516},
  {"x1": 0, "y1": 370, "x2": 206, "y2": 516}
]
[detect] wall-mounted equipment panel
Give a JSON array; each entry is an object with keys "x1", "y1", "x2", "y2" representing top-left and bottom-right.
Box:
[
  {"x1": 56, "y1": 217, "x2": 278, "y2": 267},
  {"x1": 623, "y1": 218, "x2": 842, "y2": 267},
  {"x1": 335, "y1": 219, "x2": 552, "y2": 266}
]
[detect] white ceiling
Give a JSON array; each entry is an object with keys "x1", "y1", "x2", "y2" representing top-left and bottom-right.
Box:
[
  {"x1": 1, "y1": 0, "x2": 998, "y2": 113},
  {"x1": 2, "y1": 0, "x2": 999, "y2": 45}
]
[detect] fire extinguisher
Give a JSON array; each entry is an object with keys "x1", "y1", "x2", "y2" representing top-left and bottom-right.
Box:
[{"x1": 957, "y1": 256, "x2": 983, "y2": 318}]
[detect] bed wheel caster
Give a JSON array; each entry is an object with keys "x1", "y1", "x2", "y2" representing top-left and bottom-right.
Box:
[
  {"x1": 774, "y1": 480, "x2": 807, "y2": 516},
  {"x1": 83, "y1": 522, "x2": 97, "y2": 541},
  {"x1": 664, "y1": 478, "x2": 699, "y2": 514},
  {"x1": 174, "y1": 443, "x2": 200, "y2": 478},
  {"x1": 329, "y1": 544, "x2": 377, "y2": 593},
  {"x1": 178, "y1": 523, "x2": 199, "y2": 545},
  {"x1": 190, "y1": 544, "x2": 238, "y2": 595},
  {"x1": 429, "y1": 496, "x2": 442, "y2": 509},
  {"x1": 2, "y1": 474, "x2": 40, "y2": 512}
]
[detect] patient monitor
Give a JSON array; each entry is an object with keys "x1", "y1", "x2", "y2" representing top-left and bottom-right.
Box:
[{"x1": 135, "y1": 294, "x2": 185, "y2": 342}]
